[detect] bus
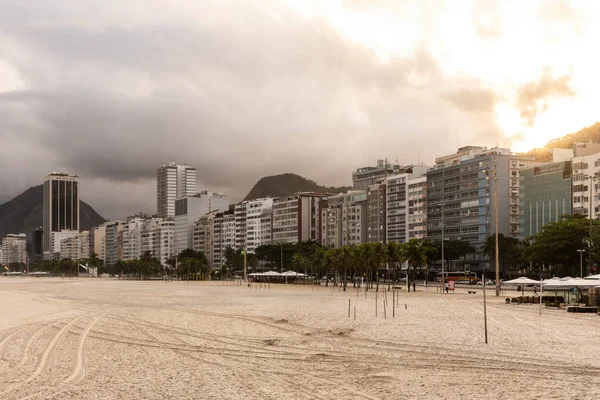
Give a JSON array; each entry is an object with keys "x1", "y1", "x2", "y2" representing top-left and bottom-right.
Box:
[{"x1": 436, "y1": 271, "x2": 477, "y2": 283}]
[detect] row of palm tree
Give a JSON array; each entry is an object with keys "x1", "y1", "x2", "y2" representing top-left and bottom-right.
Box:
[{"x1": 291, "y1": 239, "x2": 428, "y2": 291}]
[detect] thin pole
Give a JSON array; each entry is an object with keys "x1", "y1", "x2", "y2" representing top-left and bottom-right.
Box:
[
  {"x1": 483, "y1": 269, "x2": 488, "y2": 344},
  {"x1": 441, "y1": 202, "x2": 445, "y2": 294},
  {"x1": 494, "y1": 160, "x2": 500, "y2": 297}
]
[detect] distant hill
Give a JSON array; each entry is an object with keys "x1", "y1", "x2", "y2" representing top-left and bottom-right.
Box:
[
  {"x1": 0, "y1": 185, "x2": 105, "y2": 239},
  {"x1": 243, "y1": 173, "x2": 351, "y2": 201},
  {"x1": 521, "y1": 122, "x2": 600, "y2": 161}
]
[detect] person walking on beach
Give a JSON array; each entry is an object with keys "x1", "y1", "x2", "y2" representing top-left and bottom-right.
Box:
[
  {"x1": 412, "y1": 281, "x2": 416, "y2": 293},
  {"x1": 445, "y1": 281, "x2": 449, "y2": 294}
]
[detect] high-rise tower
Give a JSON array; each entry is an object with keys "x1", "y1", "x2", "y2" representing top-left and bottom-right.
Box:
[
  {"x1": 156, "y1": 162, "x2": 196, "y2": 219},
  {"x1": 43, "y1": 173, "x2": 80, "y2": 252}
]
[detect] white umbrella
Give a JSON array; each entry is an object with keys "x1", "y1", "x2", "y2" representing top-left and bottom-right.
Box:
[
  {"x1": 584, "y1": 274, "x2": 600, "y2": 280},
  {"x1": 542, "y1": 278, "x2": 594, "y2": 288},
  {"x1": 263, "y1": 271, "x2": 281, "y2": 276},
  {"x1": 503, "y1": 277, "x2": 541, "y2": 285}
]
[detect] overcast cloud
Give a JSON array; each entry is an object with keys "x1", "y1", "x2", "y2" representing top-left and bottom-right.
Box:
[{"x1": 1, "y1": 0, "x2": 599, "y2": 219}]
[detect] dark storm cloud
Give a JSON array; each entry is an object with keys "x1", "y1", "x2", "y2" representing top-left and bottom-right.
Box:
[
  {"x1": 516, "y1": 69, "x2": 574, "y2": 127},
  {"x1": 0, "y1": 0, "x2": 502, "y2": 218}
]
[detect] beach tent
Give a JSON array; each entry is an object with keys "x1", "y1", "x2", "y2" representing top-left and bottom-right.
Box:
[
  {"x1": 543, "y1": 278, "x2": 600, "y2": 289},
  {"x1": 503, "y1": 277, "x2": 542, "y2": 304},
  {"x1": 281, "y1": 270, "x2": 306, "y2": 277}
]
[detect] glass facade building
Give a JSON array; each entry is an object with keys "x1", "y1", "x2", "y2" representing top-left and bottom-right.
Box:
[{"x1": 519, "y1": 161, "x2": 572, "y2": 240}]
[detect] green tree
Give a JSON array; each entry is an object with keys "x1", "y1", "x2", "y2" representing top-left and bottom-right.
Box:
[
  {"x1": 387, "y1": 242, "x2": 406, "y2": 282},
  {"x1": 404, "y1": 239, "x2": 428, "y2": 281},
  {"x1": 528, "y1": 214, "x2": 600, "y2": 277}
]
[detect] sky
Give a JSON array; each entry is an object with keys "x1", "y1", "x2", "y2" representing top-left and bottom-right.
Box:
[{"x1": 1, "y1": 0, "x2": 599, "y2": 219}]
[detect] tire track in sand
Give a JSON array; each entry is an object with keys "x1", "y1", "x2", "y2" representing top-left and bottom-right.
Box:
[
  {"x1": 65, "y1": 314, "x2": 103, "y2": 383},
  {"x1": 0, "y1": 317, "x2": 81, "y2": 400}
]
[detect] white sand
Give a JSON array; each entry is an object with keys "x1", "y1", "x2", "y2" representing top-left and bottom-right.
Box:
[{"x1": 0, "y1": 277, "x2": 599, "y2": 399}]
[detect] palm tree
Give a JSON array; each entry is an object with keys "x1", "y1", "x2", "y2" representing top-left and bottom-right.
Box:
[
  {"x1": 372, "y1": 242, "x2": 389, "y2": 291},
  {"x1": 337, "y1": 246, "x2": 355, "y2": 291},
  {"x1": 312, "y1": 247, "x2": 327, "y2": 285},
  {"x1": 387, "y1": 242, "x2": 406, "y2": 282},
  {"x1": 357, "y1": 243, "x2": 376, "y2": 290},
  {"x1": 404, "y1": 239, "x2": 428, "y2": 282}
]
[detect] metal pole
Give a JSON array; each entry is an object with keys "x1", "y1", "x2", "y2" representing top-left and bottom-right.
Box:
[
  {"x1": 441, "y1": 202, "x2": 445, "y2": 294},
  {"x1": 280, "y1": 242, "x2": 283, "y2": 273},
  {"x1": 483, "y1": 269, "x2": 488, "y2": 344},
  {"x1": 589, "y1": 176, "x2": 594, "y2": 277},
  {"x1": 494, "y1": 160, "x2": 500, "y2": 297}
]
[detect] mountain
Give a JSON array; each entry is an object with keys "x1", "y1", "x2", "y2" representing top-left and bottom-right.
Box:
[
  {"x1": 521, "y1": 122, "x2": 600, "y2": 161},
  {"x1": 0, "y1": 185, "x2": 105, "y2": 239},
  {"x1": 243, "y1": 173, "x2": 352, "y2": 201}
]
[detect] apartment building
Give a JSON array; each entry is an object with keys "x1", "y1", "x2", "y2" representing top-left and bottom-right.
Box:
[
  {"x1": 156, "y1": 162, "x2": 196, "y2": 219},
  {"x1": 272, "y1": 193, "x2": 328, "y2": 244},
  {"x1": 426, "y1": 146, "x2": 536, "y2": 272},
  {"x1": 174, "y1": 191, "x2": 229, "y2": 251},
  {"x1": 234, "y1": 198, "x2": 273, "y2": 253},
  {"x1": 1, "y1": 234, "x2": 27, "y2": 265},
  {"x1": 104, "y1": 221, "x2": 125, "y2": 267},
  {"x1": 572, "y1": 152, "x2": 600, "y2": 218},
  {"x1": 59, "y1": 231, "x2": 90, "y2": 261},
  {"x1": 352, "y1": 159, "x2": 400, "y2": 190},
  {"x1": 386, "y1": 165, "x2": 429, "y2": 244},
  {"x1": 320, "y1": 191, "x2": 367, "y2": 248},
  {"x1": 408, "y1": 176, "x2": 428, "y2": 239},
  {"x1": 212, "y1": 212, "x2": 236, "y2": 268},
  {"x1": 366, "y1": 183, "x2": 386, "y2": 243}
]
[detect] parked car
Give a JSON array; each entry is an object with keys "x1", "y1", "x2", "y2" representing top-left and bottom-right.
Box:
[{"x1": 477, "y1": 280, "x2": 494, "y2": 286}]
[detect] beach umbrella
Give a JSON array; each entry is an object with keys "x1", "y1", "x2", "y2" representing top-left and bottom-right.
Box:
[
  {"x1": 503, "y1": 277, "x2": 541, "y2": 303},
  {"x1": 503, "y1": 277, "x2": 541, "y2": 285},
  {"x1": 584, "y1": 274, "x2": 600, "y2": 280}
]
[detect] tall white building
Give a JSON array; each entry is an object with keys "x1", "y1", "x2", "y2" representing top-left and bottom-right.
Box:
[
  {"x1": 193, "y1": 211, "x2": 221, "y2": 268},
  {"x1": 43, "y1": 173, "x2": 80, "y2": 253},
  {"x1": 234, "y1": 198, "x2": 273, "y2": 253},
  {"x1": 123, "y1": 217, "x2": 147, "y2": 261},
  {"x1": 49, "y1": 230, "x2": 78, "y2": 259},
  {"x1": 407, "y1": 176, "x2": 428, "y2": 239},
  {"x1": 156, "y1": 162, "x2": 197, "y2": 219},
  {"x1": 386, "y1": 165, "x2": 430, "y2": 244},
  {"x1": 213, "y1": 213, "x2": 236, "y2": 268},
  {"x1": 1, "y1": 234, "x2": 27, "y2": 265},
  {"x1": 174, "y1": 191, "x2": 229, "y2": 251},
  {"x1": 60, "y1": 231, "x2": 90, "y2": 261},
  {"x1": 91, "y1": 224, "x2": 107, "y2": 262},
  {"x1": 104, "y1": 221, "x2": 125, "y2": 267},
  {"x1": 572, "y1": 152, "x2": 600, "y2": 217}
]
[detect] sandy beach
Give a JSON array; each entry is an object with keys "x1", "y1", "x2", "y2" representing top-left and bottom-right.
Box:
[{"x1": 0, "y1": 277, "x2": 599, "y2": 399}]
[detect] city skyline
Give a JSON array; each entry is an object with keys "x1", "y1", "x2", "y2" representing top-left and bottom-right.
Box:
[{"x1": 2, "y1": 1, "x2": 600, "y2": 220}]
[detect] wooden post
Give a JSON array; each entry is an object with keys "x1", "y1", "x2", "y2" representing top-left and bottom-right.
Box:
[
  {"x1": 354, "y1": 306, "x2": 356, "y2": 321},
  {"x1": 348, "y1": 299, "x2": 351, "y2": 318},
  {"x1": 393, "y1": 291, "x2": 395, "y2": 318},
  {"x1": 384, "y1": 298, "x2": 387, "y2": 319}
]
